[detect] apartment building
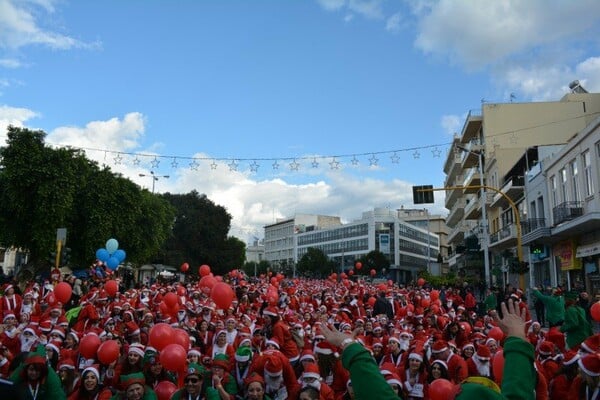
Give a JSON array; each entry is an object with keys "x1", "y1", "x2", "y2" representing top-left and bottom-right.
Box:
[{"x1": 444, "y1": 85, "x2": 600, "y2": 289}]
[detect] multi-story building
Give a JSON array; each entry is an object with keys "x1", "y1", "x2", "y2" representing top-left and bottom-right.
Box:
[
  {"x1": 521, "y1": 115, "x2": 600, "y2": 293},
  {"x1": 245, "y1": 238, "x2": 265, "y2": 264},
  {"x1": 295, "y1": 208, "x2": 440, "y2": 283},
  {"x1": 444, "y1": 85, "x2": 600, "y2": 288},
  {"x1": 264, "y1": 214, "x2": 342, "y2": 272}
]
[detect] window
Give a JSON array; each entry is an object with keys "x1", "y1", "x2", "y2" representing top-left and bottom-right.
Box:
[
  {"x1": 560, "y1": 168, "x2": 568, "y2": 203},
  {"x1": 570, "y1": 159, "x2": 580, "y2": 202},
  {"x1": 550, "y1": 175, "x2": 558, "y2": 207},
  {"x1": 583, "y1": 150, "x2": 594, "y2": 197}
]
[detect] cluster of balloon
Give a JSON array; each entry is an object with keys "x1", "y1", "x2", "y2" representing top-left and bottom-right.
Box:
[
  {"x1": 487, "y1": 326, "x2": 504, "y2": 342},
  {"x1": 180, "y1": 262, "x2": 189, "y2": 273},
  {"x1": 79, "y1": 334, "x2": 101, "y2": 359},
  {"x1": 95, "y1": 238, "x2": 126, "y2": 271},
  {"x1": 149, "y1": 323, "x2": 188, "y2": 372},
  {"x1": 54, "y1": 282, "x2": 72, "y2": 304},
  {"x1": 155, "y1": 381, "x2": 178, "y2": 400},
  {"x1": 104, "y1": 280, "x2": 119, "y2": 297}
]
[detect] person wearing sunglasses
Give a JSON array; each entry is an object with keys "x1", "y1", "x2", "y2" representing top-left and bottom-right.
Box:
[{"x1": 171, "y1": 363, "x2": 206, "y2": 400}]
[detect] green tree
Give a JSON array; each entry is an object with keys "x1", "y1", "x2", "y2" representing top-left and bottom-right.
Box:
[
  {"x1": 296, "y1": 247, "x2": 335, "y2": 278},
  {"x1": 242, "y1": 260, "x2": 272, "y2": 277},
  {"x1": 160, "y1": 191, "x2": 244, "y2": 275},
  {"x1": 358, "y1": 250, "x2": 390, "y2": 274},
  {"x1": 0, "y1": 126, "x2": 175, "y2": 270}
]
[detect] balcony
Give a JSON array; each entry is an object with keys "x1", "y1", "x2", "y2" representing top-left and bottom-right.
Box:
[
  {"x1": 488, "y1": 223, "x2": 518, "y2": 251},
  {"x1": 446, "y1": 198, "x2": 466, "y2": 227},
  {"x1": 553, "y1": 201, "x2": 584, "y2": 226},
  {"x1": 444, "y1": 182, "x2": 464, "y2": 209},
  {"x1": 464, "y1": 196, "x2": 481, "y2": 220},
  {"x1": 490, "y1": 175, "x2": 525, "y2": 208},
  {"x1": 459, "y1": 109, "x2": 483, "y2": 144},
  {"x1": 521, "y1": 218, "x2": 551, "y2": 245},
  {"x1": 463, "y1": 168, "x2": 482, "y2": 193},
  {"x1": 447, "y1": 224, "x2": 467, "y2": 245},
  {"x1": 460, "y1": 142, "x2": 484, "y2": 170}
]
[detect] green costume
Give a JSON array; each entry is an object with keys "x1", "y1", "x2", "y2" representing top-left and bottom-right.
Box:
[
  {"x1": 10, "y1": 347, "x2": 66, "y2": 400},
  {"x1": 485, "y1": 292, "x2": 498, "y2": 313},
  {"x1": 531, "y1": 290, "x2": 565, "y2": 326},
  {"x1": 561, "y1": 303, "x2": 593, "y2": 349}
]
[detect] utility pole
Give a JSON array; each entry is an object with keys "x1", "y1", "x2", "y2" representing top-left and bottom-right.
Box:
[{"x1": 139, "y1": 171, "x2": 170, "y2": 193}]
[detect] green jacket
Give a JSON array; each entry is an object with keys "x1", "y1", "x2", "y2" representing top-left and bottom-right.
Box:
[
  {"x1": 204, "y1": 373, "x2": 238, "y2": 400},
  {"x1": 531, "y1": 290, "x2": 564, "y2": 325},
  {"x1": 456, "y1": 337, "x2": 536, "y2": 400},
  {"x1": 560, "y1": 304, "x2": 592, "y2": 349},
  {"x1": 485, "y1": 293, "x2": 497, "y2": 312},
  {"x1": 10, "y1": 361, "x2": 66, "y2": 400},
  {"x1": 341, "y1": 343, "x2": 399, "y2": 400}
]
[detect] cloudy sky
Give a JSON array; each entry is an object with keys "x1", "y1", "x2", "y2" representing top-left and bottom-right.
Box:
[{"x1": 1, "y1": 0, "x2": 599, "y2": 243}]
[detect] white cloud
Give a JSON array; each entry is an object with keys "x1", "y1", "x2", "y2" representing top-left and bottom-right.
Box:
[
  {"x1": 316, "y1": 0, "x2": 346, "y2": 11},
  {"x1": 316, "y1": 0, "x2": 384, "y2": 20},
  {"x1": 441, "y1": 114, "x2": 461, "y2": 136},
  {"x1": 0, "y1": 58, "x2": 23, "y2": 68},
  {"x1": 386, "y1": 12, "x2": 403, "y2": 33},
  {"x1": 0, "y1": 104, "x2": 39, "y2": 144},
  {"x1": 48, "y1": 112, "x2": 146, "y2": 152},
  {"x1": 0, "y1": 0, "x2": 92, "y2": 50},
  {"x1": 412, "y1": 0, "x2": 600, "y2": 70}
]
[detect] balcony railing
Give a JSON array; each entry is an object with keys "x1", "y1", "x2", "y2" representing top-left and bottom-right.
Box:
[
  {"x1": 552, "y1": 201, "x2": 584, "y2": 225},
  {"x1": 521, "y1": 218, "x2": 547, "y2": 234},
  {"x1": 489, "y1": 224, "x2": 516, "y2": 245}
]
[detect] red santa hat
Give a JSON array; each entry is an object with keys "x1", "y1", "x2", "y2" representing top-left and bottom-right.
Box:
[
  {"x1": 58, "y1": 359, "x2": 76, "y2": 370},
  {"x1": 431, "y1": 340, "x2": 449, "y2": 354},
  {"x1": 82, "y1": 364, "x2": 100, "y2": 381},
  {"x1": 263, "y1": 307, "x2": 279, "y2": 317},
  {"x1": 475, "y1": 345, "x2": 491, "y2": 360},
  {"x1": 187, "y1": 348, "x2": 202, "y2": 357},
  {"x1": 562, "y1": 349, "x2": 580, "y2": 366},
  {"x1": 45, "y1": 340, "x2": 62, "y2": 354},
  {"x1": 315, "y1": 341, "x2": 339, "y2": 357},
  {"x1": 581, "y1": 334, "x2": 600, "y2": 353},
  {"x1": 538, "y1": 341, "x2": 554, "y2": 356},
  {"x1": 265, "y1": 338, "x2": 280, "y2": 350},
  {"x1": 300, "y1": 349, "x2": 316, "y2": 363},
  {"x1": 301, "y1": 363, "x2": 321, "y2": 380},
  {"x1": 128, "y1": 343, "x2": 145, "y2": 357},
  {"x1": 408, "y1": 352, "x2": 424, "y2": 363},
  {"x1": 264, "y1": 356, "x2": 283, "y2": 377},
  {"x1": 578, "y1": 353, "x2": 600, "y2": 377},
  {"x1": 385, "y1": 373, "x2": 403, "y2": 388}
]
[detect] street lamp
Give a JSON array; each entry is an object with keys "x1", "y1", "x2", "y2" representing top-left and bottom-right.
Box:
[
  {"x1": 456, "y1": 144, "x2": 491, "y2": 288},
  {"x1": 139, "y1": 171, "x2": 170, "y2": 193}
]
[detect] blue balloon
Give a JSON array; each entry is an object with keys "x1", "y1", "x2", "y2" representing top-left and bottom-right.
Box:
[
  {"x1": 106, "y1": 256, "x2": 120, "y2": 270},
  {"x1": 114, "y1": 249, "x2": 126, "y2": 262},
  {"x1": 106, "y1": 238, "x2": 119, "y2": 254},
  {"x1": 96, "y1": 248, "x2": 110, "y2": 262}
]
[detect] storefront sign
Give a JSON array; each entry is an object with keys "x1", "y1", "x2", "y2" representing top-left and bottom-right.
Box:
[
  {"x1": 576, "y1": 242, "x2": 600, "y2": 258},
  {"x1": 553, "y1": 240, "x2": 582, "y2": 271}
]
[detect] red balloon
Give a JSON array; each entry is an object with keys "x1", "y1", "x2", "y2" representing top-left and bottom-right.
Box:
[
  {"x1": 430, "y1": 290, "x2": 440, "y2": 301},
  {"x1": 355, "y1": 262, "x2": 362, "y2": 270},
  {"x1": 104, "y1": 280, "x2": 118, "y2": 297},
  {"x1": 149, "y1": 323, "x2": 174, "y2": 351},
  {"x1": 163, "y1": 292, "x2": 178, "y2": 308},
  {"x1": 159, "y1": 301, "x2": 170, "y2": 316},
  {"x1": 417, "y1": 278, "x2": 426, "y2": 287},
  {"x1": 377, "y1": 283, "x2": 387, "y2": 292},
  {"x1": 199, "y1": 275, "x2": 217, "y2": 294},
  {"x1": 199, "y1": 264, "x2": 211, "y2": 277},
  {"x1": 180, "y1": 262, "x2": 189, "y2": 273},
  {"x1": 177, "y1": 286, "x2": 186, "y2": 296},
  {"x1": 97, "y1": 340, "x2": 120, "y2": 365},
  {"x1": 492, "y1": 350, "x2": 505, "y2": 385},
  {"x1": 421, "y1": 298, "x2": 431, "y2": 308},
  {"x1": 348, "y1": 269, "x2": 354, "y2": 276},
  {"x1": 488, "y1": 326, "x2": 504, "y2": 342},
  {"x1": 211, "y1": 282, "x2": 235, "y2": 310},
  {"x1": 429, "y1": 379, "x2": 456, "y2": 400},
  {"x1": 370, "y1": 269, "x2": 376, "y2": 276},
  {"x1": 172, "y1": 328, "x2": 191, "y2": 350},
  {"x1": 54, "y1": 282, "x2": 72, "y2": 304},
  {"x1": 276, "y1": 273, "x2": 284, "y2": 282},
  {"x1": 267, "y1": 291, "x2": 279, "y2": 306},
  {"x1": 79, "y1": 334, "x2": 101, "y2": 359},
  {"x1": 591, "y1": 301, "x2": 600, "y2": 321},
  {"x1": 155, "y1": 381, "x2": 178, "y2": 400},
  {"x1": 431, "y1": 304, "x2": 440, "y2": 314},
  {"x1": 459, "y1": 321, "x2": 472, "y2": 337},
  {"x1": 160, "y1": 344, "x2": 187, "y2": 372},
  {"x1": 340, "y1": 273, "x2": 347, "y2": 280}
]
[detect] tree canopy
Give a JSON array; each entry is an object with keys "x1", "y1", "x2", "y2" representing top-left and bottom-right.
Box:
[
  {"x1": 0, "y1": 126, "x2": 244, "y2": 273},
  {"x1": 296, "y1": 247, "x2": 336, "y2": 278}
]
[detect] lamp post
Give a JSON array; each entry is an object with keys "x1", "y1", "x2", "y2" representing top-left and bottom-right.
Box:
[
  {"x1": 456, "y1": 144, "x2": 491, "y2": 288},
  {"x1": 139, "y1": 171, "x2": 170, "y2": 193}
]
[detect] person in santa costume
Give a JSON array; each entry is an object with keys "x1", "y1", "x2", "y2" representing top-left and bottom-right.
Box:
[{"x1": 1, "y1": 284, "x2": 22, "y2": 316}]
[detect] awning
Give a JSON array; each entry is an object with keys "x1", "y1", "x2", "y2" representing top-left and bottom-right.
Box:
[{"x1": 576, "y1": 242, "x2": 600, "y2": 258}]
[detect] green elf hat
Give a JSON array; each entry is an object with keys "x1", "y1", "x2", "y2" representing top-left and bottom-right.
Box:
[
  {"x1": 120, "y1": 372, "x2": 146, "y2": 388},
  {"x1": 186, "y1": 362, "x2": 206, "y2": 377},
  {"x1": 235, "y1": 346, "x2": 253, "y2": 363}
]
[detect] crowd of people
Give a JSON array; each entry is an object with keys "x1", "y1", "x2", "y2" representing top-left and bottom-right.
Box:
[{"x1": 0, "y1": 269, "x2": 598, "y2": 400}]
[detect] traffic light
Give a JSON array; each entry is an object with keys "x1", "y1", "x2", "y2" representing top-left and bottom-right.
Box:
[
  {"x1": 60, "y1": 247, "x2": 72, "y2": 266},
  {"x1": 412, "y1": 185, "x2": 434, "y2": 204},
  {"x1": 530, "y1": 244, "x2": 545, "y2": 255}
]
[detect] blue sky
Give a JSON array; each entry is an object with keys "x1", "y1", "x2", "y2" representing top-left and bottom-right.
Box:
[{"x1": 1, "y1": 0, "x2": 600, "y2": 243}]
